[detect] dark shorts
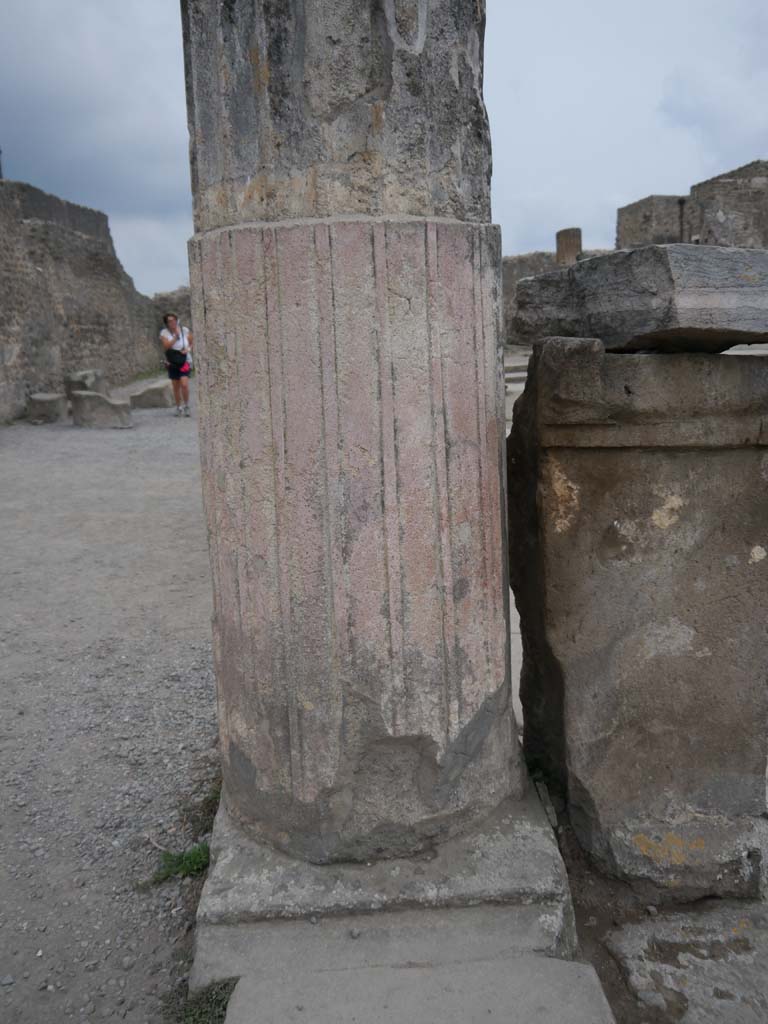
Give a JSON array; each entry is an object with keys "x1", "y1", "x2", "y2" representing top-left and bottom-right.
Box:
[{"x1": 167, "y1": 364, "x2": 190, "y2": 381}]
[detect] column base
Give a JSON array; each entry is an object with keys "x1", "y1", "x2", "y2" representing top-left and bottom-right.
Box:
[{"x1": 190, "y1": 791, "x2": 576, "y2": 991}]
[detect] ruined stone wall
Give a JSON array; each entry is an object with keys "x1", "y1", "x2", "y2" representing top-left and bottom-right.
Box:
[
  {"x1": 152, "y1": 286, "x2": 192, "y2": 332},
  {"x1": 615, "y1": 194, "x2": 684, "y2": 249},
  {"x1": 684, "y1": 164, "x2": 768, "y2": 247},
  {"x1": 0, "y1": 181, "x2": 165, "y2": 422},
  {"x1": 616, "y1": 161, "x2": 768, "y2": 251}
]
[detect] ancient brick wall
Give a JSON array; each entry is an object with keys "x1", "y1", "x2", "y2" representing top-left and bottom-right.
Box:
[
  {"x1": 615, "y1": 194, "x2": 684, "y2": 249},
  {"x1": 0, "y1": 181, "x2": 167, "y2": 422},
  {"x1": 684, "y1": 164, "x2": 768, "y2": 247}
]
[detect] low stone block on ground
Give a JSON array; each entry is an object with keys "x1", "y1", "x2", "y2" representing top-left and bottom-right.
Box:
[
  {"x1": 508, "y1": 338, "x2": 768, "y2": 898},
  {"x1": 224, "y1": 956, "x2": 615, "y2": 1024},
  {"x1": 71, "y1": 390, "x2": 132, "y2": 429},
  {"x1": 513, "y1": 244, "x2": 768, "y2": 352},
  {"x1": 606, "y1": 901, "x2": 768, "y2": 1021},
  {"x1": 129, "y1": 381, "x2": 174, "y2": 409},
  {"x1": 191, "y1": 792, "x2": 576, "y2": 991},
  {"x1": 64, "y1": 368, "x2": 109, "y2": 400},
  {"x1": 26, "y1": 392, "x2": 66, "y2": 423}
]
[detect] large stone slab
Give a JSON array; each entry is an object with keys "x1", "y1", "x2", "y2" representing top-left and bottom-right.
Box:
[
  {"x1": 70, "y1": 390, "x2": 132, "y2": 429},
  {"x1": 513, "y1": 244, "x2": 768, "y2": 352},
  {"x1": 190, "y1": 792, "x2": 576, "y2": 990},
  {"x1": 27, "y1": 392, "x2": 66, "y2": 423},
  {"x1": 224, "y1": 956, "x2": 615, "y2": 1024},
  {"x1": 508, "y1": 339, "x2": 768, "y2": 898},
  {"x1": 606, "y1": 901, "x2": 768, "y2": 1021}
]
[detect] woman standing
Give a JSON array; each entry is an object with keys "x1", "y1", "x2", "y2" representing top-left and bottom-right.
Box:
[{"x1": 160, "y1": 313, "x2": 193, "y2": 417}]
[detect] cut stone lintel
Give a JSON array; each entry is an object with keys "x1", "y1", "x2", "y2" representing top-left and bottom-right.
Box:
[
  {"x1": 513, "y1": 244, "x2": 768, "y2": 353},
  {"x1": 190, "y1": 216, "x2": 522, "y2": 864},
  {"x1": 508, "y1": 339, "x2": 768, "y2": 898}
]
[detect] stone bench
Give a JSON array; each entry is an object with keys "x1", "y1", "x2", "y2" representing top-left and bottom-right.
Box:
[
  {"x1": 71, "y1": 390, "x2": 132, "y2": 429},
  {"x1": 129, "y1": 381, "x2": 174, "y2": 409},
  {"x1": 64, "y1": 369, "x2": 108, "y2": 401},
  {"x1": 27, "y1": 392, "x2": 67, "y2": 423}
]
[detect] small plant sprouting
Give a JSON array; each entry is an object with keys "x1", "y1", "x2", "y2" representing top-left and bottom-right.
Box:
[{"x1": 152, "y1": 842, "x2": 210, "y2": 884}]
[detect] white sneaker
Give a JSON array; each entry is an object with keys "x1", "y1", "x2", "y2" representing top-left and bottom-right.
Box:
[
  {"x1": 183, "y1": 405, "x2": 191, "y2": 417},
  {"x1": 175, "y1": 406, "x2": 183, "y2": 417}
]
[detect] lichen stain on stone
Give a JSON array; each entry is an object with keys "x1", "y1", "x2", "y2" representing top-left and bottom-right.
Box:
[
  {"x1": 545, "y1": 457, "x2": 580, "y2": 534},
  {"x1": 651, "y1": 493, "x2": 684, "y2": 530},
  {"x1": 633, "y1": 832, "x2": 706, "y2": 866},
  {"x1": 749, "y1": 545, "x2": 767, "y2": 564}
]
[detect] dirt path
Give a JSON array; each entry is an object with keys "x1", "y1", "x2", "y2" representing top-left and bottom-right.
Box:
[{"x1": 0, "y1": 391, "x2": 217, "y2": 1023}]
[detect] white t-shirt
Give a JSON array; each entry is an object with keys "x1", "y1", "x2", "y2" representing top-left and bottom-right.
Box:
[{"x1": 160, "y1": 326, "x2": 191, "y2": 364}]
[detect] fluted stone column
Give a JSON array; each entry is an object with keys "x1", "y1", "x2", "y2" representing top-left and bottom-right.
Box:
[{"x1": 182, "y1": 0, "x2": 523, "y2": 865}]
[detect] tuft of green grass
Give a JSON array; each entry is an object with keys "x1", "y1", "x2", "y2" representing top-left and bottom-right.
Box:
[{"x1": 152, "y1": 842, "x2": 210, "y2": 884}]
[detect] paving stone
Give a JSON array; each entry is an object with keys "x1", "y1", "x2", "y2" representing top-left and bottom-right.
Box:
[
  {"x1": 223, "y1": 956, "x2": 615, "y2": 1024},
  {"x1": 606, "y1": 901, "x2": 768, "y2": 1021}
]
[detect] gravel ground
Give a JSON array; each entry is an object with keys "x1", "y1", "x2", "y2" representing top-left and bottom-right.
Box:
[{"x1": 0, "y1": 389, "x2": 218, "y2": 1023}]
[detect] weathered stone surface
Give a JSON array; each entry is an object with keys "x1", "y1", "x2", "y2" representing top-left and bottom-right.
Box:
[
  {"x1": 64, "y1": 369, "x2": 109, "y2": 401},
  {"x1": 223, "y1": 956, "x2": 615, "y2": 1024},
  {"x1": 26, "y1": 392, "x2": 66, "y2": 423},
  {"x1": 508, "y1": 339, "x2": 768, "y2": 898},
  {"x1": 190, "y1": 217, "x2": 520, "y2": 863},
  {"x1": 192, "y1": 794, "x2": 577, "y2": 991},
  {"x1": 606, "y1": 901, "x2": 768, "y2": 1021},
  {"x1": 0, "y1": 180, "x2": 164, "y2": 423},
  {"x1": 194, "y1": 791, "x2": 573, "y2": 932},
  {"x1": 181, "y1": 0, "x2": 492, "y2": 232},
  {"x1": 129, "y1": 381, "x2": 174, "y2": 409},
  {"x1": 513, "y1": 244, "x2": 768, "y2": 352},
  {"x1": 71, "y1": 390, "x2": 132, "y2": 429}
]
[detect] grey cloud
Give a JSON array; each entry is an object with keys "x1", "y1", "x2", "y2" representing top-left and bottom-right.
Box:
[{"x1": 0, "y1": 0, "x2": 764, "y2": 292}]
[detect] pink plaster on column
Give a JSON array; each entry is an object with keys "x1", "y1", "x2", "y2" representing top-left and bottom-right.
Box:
[{"x1": 190, "y1": 217, "x2": 522, "y2": 863}]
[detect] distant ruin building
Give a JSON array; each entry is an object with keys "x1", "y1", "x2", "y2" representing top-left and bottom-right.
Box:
[
  {"x1": 0, "y1": 180, "x2": 177, "y2": 422},
  {"x1": 617, "y1": 160, "x2": 768, "y2": 249},
  {"x1": 504, "y1": 160, "x2": 768, "y2": 347}
]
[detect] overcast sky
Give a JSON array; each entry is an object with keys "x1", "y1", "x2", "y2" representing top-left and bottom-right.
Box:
[{"x1": 1, "y1": 1, "x2": 765, "y2": 295}]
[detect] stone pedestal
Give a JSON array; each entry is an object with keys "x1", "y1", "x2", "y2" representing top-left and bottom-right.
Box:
[{"x1": 509, "y1": 339, "x2": 768, "y2": 898}]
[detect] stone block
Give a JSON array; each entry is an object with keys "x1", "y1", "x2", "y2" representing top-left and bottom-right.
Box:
[
  {"x1": 508, "y1": 339, "x2": 768, "y2": 898},
  {"x1": 64, "y1": 368, "x2": 108, "y2": 400},
  {"x1": 70, "y1": 390, "x2": 132, "y2": 429},
  {"x1": 606, "y1": 901, "x2": 768, "y2": 1021},
  {"x1": 223, "y1": 956, "x2": 615, "y2": 1024},
  {"x1": 26, "y1": 392, "x2": 66, "y2": 423},
  {"x1": 513, "y1": 244, "x2": 768, "y2": 352},
  {"x1": 129, "y1": 381, "x2": 174, "y2": 409},
  {"x1": 190, "y1": 793, "x2": 576, "y2": 990}
]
